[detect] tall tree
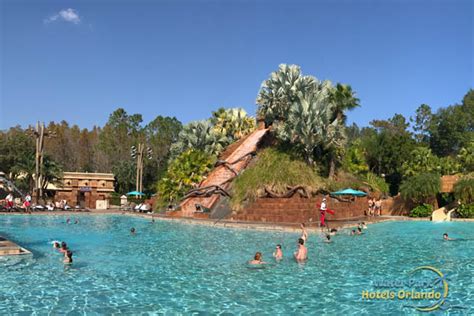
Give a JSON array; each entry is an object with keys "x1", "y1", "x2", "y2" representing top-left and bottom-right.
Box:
[
  {"x1": 361, "y1": 114, "x2": 415, "y2": 194},
  {"x1": 429, "y1": 90, "x2": 474, "y2": 156},
  {"x1": 411, "y1": 104, "x2": 432, "y2": 144}
]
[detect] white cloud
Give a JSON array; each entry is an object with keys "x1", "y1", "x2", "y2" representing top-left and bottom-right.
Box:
[{"x1": 44, "y1": 8, "x2": 81, "y2": 24}]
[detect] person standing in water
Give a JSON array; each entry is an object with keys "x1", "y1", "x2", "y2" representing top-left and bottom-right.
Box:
[
  {"x1": 273, "y1": 244, "x2": 283, "y2": 260},
  {"x1": 294, "y1": 238, "x2": 307, "y2": 262},
  {"x1": 64, "y1": 250, "x2": 73, "y2": 264},
  {"x1": 249, "y1": 252, "x2": 266, "y2": 265}
]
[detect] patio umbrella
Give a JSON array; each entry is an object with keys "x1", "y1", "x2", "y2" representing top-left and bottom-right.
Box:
[
  {"x1": 126, "y1": 191, "x2": 145, "y2": 196},
  {"x1": 330, "y1": 188, "x2": 367, "y2": 197}
]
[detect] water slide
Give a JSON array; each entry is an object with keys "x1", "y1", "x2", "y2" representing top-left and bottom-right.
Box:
[
  {"x1": 431, "y1": 206, "x2": 456, "y2": 222},
  {"x1": 179, "y1": 128, "x2": 269, "y2": 217},
  {"x1": 0, "y1": 175, "x2": 25, "y2": 198}
]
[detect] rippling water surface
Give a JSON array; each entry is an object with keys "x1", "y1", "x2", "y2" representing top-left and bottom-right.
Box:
[{"x1": 0, "y1": 215, "x2": 472, "y2": 314}]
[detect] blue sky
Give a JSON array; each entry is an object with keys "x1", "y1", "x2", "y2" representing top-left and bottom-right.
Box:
[{"x1": 1, "y1": 0, "x2": 472, "y2": 130}]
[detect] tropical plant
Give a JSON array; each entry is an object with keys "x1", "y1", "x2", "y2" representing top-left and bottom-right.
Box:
[
  {"x1": 364, "y1": 172, "x2": 389, "y2": 195},
  {"x1": 170, "y1": 120, "x2": 231, "y2": 159},
  {"x1": 453, "y1": 175, "x2": 474, "y2": 204},
  {"x1": 329, "y1": 83, "x2": 360, "y2": 124},
  {"x1": 275, "y1": 80, "x2": 346, "y2": 167},
  {"x1": 230, "y1": 148, "x2": 326, "y2": 209},
  {"x1": 157, "y1": 149, "x2": 215, "y2": 207},
  {"x1": 401, "y1": 147, "x2": 438, "y2": 177},
  {"x1": 456, "y1": 204, "x2": 474, "y2": 218},
  {"x1": 211, "y1": 107, "x2": 256, "y2": 140},
  {"x1": 457, "y1": 141, "x2": 474, "y2": 173},
  {"x1": 11, "y1": 153, "x2": 63, "y2": 195},
  {"x1": 400, "y1": 173, "x2": 440, "y2": 205},
  {"x1": 437, "y1": 156, "x2": 460, "y2": 175},
  {"x1": 256, "y1": 64, "x2": 317, "y2": 125},
  {"x1": 342, "y1": 140, "x2": 369, "y2": 175},
  {"x1": 409, "y1": 204, "x2": 433, "y2": 218}
]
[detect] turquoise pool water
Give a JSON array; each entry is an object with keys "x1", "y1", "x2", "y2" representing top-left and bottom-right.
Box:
[{"x1": 0, "y1": 215, "x2": 472, "y2": 314}]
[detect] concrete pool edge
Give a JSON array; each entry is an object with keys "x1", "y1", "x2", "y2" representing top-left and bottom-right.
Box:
[{"x1": 1, "y1": 211, "x2": 473, "y2": 234}]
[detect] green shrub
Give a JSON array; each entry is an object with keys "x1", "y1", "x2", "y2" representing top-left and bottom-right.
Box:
[
  {"x1": 364, "y1": 172, "x2": 389, "y2": 194},
  {"x1": 456, "y1": 204, "x2": 474, "y2": 218},
  {"x1": 409, "y1": 204, "x2": 433, "y2": 217},
  {"x1": 156, "y1": 149, "x2": 215, "y2": 208},
  {"x1": 230, "y1": 148, "x2": 326, "y2": 209},
  {"x1": 453, "y1": 176, "x2": 474, "y2": 204},
  {"x1": 400, "y1": 173, "x2": 440, "y2": 205}
]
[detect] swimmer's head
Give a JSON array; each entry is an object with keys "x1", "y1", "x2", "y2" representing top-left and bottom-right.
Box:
[
  {"x1": 61, "y1": 241, "x2": 67, "y2": 248},
  {"x1": 276, "y1": 244, "x2": 282, "y2": 249},
  {"x1": 443, "y1": 233, "x2": 448, "y2": 239},
  {"x1": 357, "y1": 227, "x2": 362, "y2": 232},
  {"x1": 254, "y1": 252, "x2": 262, "y2": 260},
  {"x1": 326, "y1": 235, "x2": 331, "y2": 240},
  {"x1": 298, "y1": 238, "x2": 305, "y2": 245},
  {"x1": 330, "y1": 228, "x2": 337, "y2": 232},
  {"x1": 131, "y1": 228, "x2": 136, "y2": 233}
]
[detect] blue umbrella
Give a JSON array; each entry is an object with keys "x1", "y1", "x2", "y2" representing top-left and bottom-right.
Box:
[
  {"x1": 330, "y1": 188, "x2": 367, "y2": 197},
  {"x1": 126, "y1": 191, "x2": 145, "y2": 196}
]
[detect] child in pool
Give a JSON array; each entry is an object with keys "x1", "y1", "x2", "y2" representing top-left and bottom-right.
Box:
[
  {"x1": 273, "y1": 244, "x2": 283, "y2": 260},
  {"x1": 249, "y1": 252, "x2": 266, "y2": 265}
]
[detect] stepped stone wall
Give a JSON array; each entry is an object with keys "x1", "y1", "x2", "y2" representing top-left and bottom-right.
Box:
[{"x1": 231, "y1": 196, "x2": 369, "y2": 223}]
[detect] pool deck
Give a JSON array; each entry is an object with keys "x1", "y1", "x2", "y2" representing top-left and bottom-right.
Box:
[{"x1": 0, "y1": 236, "x2": 31, "y2": 256}]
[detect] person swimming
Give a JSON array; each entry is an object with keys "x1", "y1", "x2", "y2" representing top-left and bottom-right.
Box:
[
  {"x1": 324, "y1": 234, "x2": 332, "y2": 243},
  {"x1": 63, "y1": 250, "x2": 73, "y2": 264},
  {"x1": 66, "y1": 218, "x2": 71, "y2": 224},
  {"x1": 59, "y1": 242, "x2": 68, "y2": 253},
  {"x1": 356, "y1": 227, "x2": 363, "y2": 235},
  {"x1": 249, "y1": 252, "x2": 266, "y2": 265},
  {"x1": 294, "y1": 238, "x2": 308, "y2": 262},
  {"x1": 329, "y1": 228, "x2": 338, "y2": 236},
  {"x1": 443, "y1": 233, "x2": 454, "y2": 241},
  {"x1": 52, "y1": 241, "x2": 61, "y2": 249},
  {"x1": 130, "y1": 227, "x2": 136, "y2": 235},
  {"x1": 273, "y1": 244, "x2": 283, "y2": 260},
  {"x1": 358, "y1": 222, "x2": 368, "y2": 230},
  {"x1": 74, "y1": 219, "x2": 79, "y2": 224}
]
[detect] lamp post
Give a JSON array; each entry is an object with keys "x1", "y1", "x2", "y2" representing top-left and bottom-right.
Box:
[
  {"x1": 131, "y1": 143, "x2": 152, "y2": 194},
  {"x1": 27, "y1": 122, "x2": 56, "y2": 204}
]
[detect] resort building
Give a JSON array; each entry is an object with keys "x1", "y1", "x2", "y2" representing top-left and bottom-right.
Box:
[{"x1": 48, "y1": 172, "x2": 115, "y2": 209}]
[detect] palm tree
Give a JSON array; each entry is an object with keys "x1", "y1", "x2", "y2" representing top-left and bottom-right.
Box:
[
  {"x1": 330, "y1": 83, "x2": 360, "y2": 124},
  {"x1": 12, "y1": 153, "x2": 63, "y2": 195}
]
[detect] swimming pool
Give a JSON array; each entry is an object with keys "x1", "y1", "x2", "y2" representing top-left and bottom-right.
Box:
[{"x1": 0, "y1": 215, "x2": 472, "y2": 314}]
